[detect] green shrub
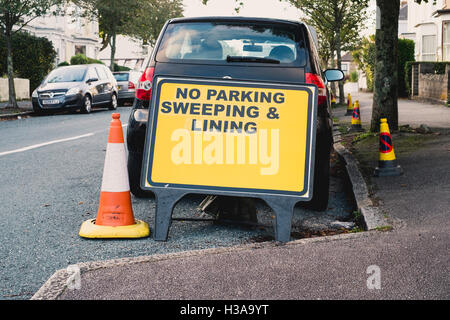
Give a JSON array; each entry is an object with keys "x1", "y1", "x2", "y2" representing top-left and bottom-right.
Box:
[
  {"x1": 398, "y1": 39, "x2": 415, "y2": 97},
  {"x1": 349, "y1": 70, "x2": 358, "y2": 82},
  {"x1": 87, "y1": 57, "x2": 104, "y2": 64},
  {"x1": 113, "y1": 63, "x2": 131, "y2": 72},
  {"x1": 70, "y1": 54, "x2": 104, "y2": 65},
  {"x1": 57, "y1": 61, "x2": 70, "y2": 67},
  {"x1": 70, "y1": 54, "x2": 89, "y2": 65},
  {"x1": 0, "y1": 32, "x2": 57, "y2": 92}
]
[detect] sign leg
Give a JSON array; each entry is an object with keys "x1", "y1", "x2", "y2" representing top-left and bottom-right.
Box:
[
  {"x1": 264, "y1": 197, "x2": 297, "y2": 243},
  {"x1": 153, "y1": 190, "x2": 186, "y2": 241}
]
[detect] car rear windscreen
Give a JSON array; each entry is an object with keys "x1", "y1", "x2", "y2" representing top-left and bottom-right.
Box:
[
  {"x1": 156, "y1": 21, "x2": 306, "y2": 66},
  {"x1": 113, "y1": 73, "x2": 130, "y2": 82}
]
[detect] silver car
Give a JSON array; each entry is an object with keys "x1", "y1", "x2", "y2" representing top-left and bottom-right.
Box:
[{"x1": 113, "y1": 70, "x2": 140, "y2": 105}]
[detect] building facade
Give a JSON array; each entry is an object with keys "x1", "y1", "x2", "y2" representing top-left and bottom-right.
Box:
[
  {"x1": 407, "y1": 0, "x2": 450, "y2": 61},
  {"x1": 20, "y1": 4, "x2": 101, "y2": 65}
]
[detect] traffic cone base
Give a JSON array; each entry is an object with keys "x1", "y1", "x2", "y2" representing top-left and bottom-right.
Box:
[
  {"x1": 79, "y1": 113, "x2": 150, "y2": 239},
  {"x1": 79, "y1": 219, "x2": 150, "y2": 239},
  {"x1": 374, "y1": 162, "x2": 403, "y2": 177}
]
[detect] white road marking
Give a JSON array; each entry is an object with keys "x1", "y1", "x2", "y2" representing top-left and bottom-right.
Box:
[
  {"x1": 0, "y1": 133, "x2": 94, "y2": 157},
  {"x1": 0, "y1": 121, "x2": 129, "y2": 157}
]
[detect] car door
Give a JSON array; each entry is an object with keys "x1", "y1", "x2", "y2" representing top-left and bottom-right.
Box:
[
  {"x1": 95, "y1": 66, "x2": 110, "y2": 103},
  {"x1": 85, "y1": 67, "x2": 102, "y2": 104}
]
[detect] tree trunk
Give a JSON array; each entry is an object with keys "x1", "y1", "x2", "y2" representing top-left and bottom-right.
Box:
[
  {"x1": 371, "y1": 0, "x2": 400, "y2": 132},
  {"x1": 330, "y1": 54, "x2": 337, "y2": 98},
  {"x1": 110, "y1": 32, "x2": 116, "y2": 71},
  {"x1": 335, "y1": 31, "x2": 345, "y2": 105},
  {"x1": 5, "y1": 32, "x2": 18, "y2": 109}
]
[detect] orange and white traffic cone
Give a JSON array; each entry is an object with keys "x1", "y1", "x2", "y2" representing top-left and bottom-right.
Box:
[
  {"x1": 345, "y1": 93, "x2": 353, "y2": 115},
  {"x1": 350, "y1": 100, "x2": 364, "y2": 132},
  {"x1": 374, "y1": 118, "x2": 403, "y2": 177},
  {"x1": 79, "y1": 113, "x2": 150, "y2": 238}
]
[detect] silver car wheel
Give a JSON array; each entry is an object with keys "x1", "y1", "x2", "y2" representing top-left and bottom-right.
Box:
[
  {"x1": 83, "y1": 95, "x2": 92, "y2": 113},
  {"x1": 110, "y1": 94, "x2": 118, "y2": 110}
]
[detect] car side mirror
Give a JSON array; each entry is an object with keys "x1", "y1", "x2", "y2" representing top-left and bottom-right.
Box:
[
  {"x1": 86, "y1": 77, "x2": 98, "y2": 83},
  {"x1": 324, "y1": 69, "x2": 344, "y2": 82}
]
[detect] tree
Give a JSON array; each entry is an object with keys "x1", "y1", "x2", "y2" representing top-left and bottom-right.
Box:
[
  {"x1": 0, "y1": 0, "x2": 61, "y2": 108},
  {"x1": 126, "y1": 0, "x2": 184, "y2": 47},
  {"x1": 370, "y1": 0, "x2": 430, "y2": 132},
  {"x1": 284, "y1": 0, "x2": 369, "y2": 104},
  {"x1": 0, "y1": 32, "x2": 57, "y2": 91},
  {"x1": 73, "y1": 0, "x2": 140, "y2": 71},
  {"x1": 352, "y1": 35, "x2": 375, "y2": 91},
  {"x1": 370, "y1": 0, "x2": 400, "y2": 131}
]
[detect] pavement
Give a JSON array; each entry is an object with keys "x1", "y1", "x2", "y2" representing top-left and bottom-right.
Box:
[{"x1": 30, "y1": 92, "x2": 450, "y2": 301}]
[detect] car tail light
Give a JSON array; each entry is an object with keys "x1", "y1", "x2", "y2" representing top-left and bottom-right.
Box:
[
  {"x1": 128, "y1": 81, "x2": 135, "y2": 90},
  {"x1": 136, "y1": 67, "x2": 155, "y2": 101},
  {"x1": 305, "y1": 72, "x2": 327, "y2": 106}
]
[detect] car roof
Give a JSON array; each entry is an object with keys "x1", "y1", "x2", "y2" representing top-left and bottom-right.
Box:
[
  {"x1": 58, "y1": 64, "x2": 105, "y2": 69},
  {"x1": 168, "y1": 16, "x2": 305, "y2": 27}
]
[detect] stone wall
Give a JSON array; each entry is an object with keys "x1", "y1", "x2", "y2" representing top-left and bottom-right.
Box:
[
  {"x1": 418, "y1": 73, "x2": 448, "y2": 102},
  {"x1": 0, "y1": 78, "x2": 30, "y2": 102}
]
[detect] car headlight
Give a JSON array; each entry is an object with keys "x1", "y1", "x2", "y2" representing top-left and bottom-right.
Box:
[
  {"x1": 32, "y1": 90, "x2": 38, "y2": 98},
  {"x1": 66, "y1": 87, "x2": 81, "y2": 96}
]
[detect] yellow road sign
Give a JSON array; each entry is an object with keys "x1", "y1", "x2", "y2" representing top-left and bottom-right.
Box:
[{"x1": 142, "y1": 77, "x2": 317, "y2": 199}]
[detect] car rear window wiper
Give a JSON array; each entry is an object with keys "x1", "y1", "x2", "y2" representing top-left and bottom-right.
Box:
[{"x1": 226, "y1": 55, "x2": 280, "y2": 64}]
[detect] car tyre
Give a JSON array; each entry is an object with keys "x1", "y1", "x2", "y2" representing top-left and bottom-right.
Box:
[
  {"x1": 81, "y1": 95, "x2": 92, "y2": 114},
  {"x1": 128, "y1": 151, "x2": 153, "y2": 198},
  {"x1": 108, "y1": 93, "x2": 118, "y2": 110},
  {"x1": 304, "y1": 142, "x2": 331, "y2": 212},
  {"x1": 32, "y1": 104, "x2": 43, "y2": 115}
]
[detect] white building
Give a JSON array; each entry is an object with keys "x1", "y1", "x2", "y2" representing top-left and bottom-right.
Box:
[
  {"x1": 407, "y1": 0, "x2": 450, "y2": 61},
  {"x1": 97, "y1": 35, "x2": 149, "y2": 70},
  {"x1": 20, "y1": 4, "x2": 101, "y2": 65}
]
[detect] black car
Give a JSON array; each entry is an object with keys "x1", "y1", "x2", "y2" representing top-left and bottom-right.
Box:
[
  {"x1": 32, "y1": 64, "x2": 118, "y2": 114},
  {"x1": 126, "y1": 17, "x2": 343, "y2": 211}
]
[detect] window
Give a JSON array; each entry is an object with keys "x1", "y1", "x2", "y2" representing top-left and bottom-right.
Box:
[
  {"x1": 443, "y1": 22, "x2": 450, "y2": 61},
  {"x1": 113, "y1": 73, "x2": 129, "y2": 82},
  {"x1": 156, "y1": 21, "x2": 306, "y2": 66},
  {"x1": 341, "y1": 63, "x2": 349, "y2": 74},
  {"x1": 422, "y1": 35, "x2": 436, "y2": 61},
  {"x1": 46, "y1": 66, "x2": 87, "y2": 83},
  {"x1": 75, "y1": 45, "x2": 86, "y2": 56},
  {"x1": 95, "y1": 66, "x2": 108, "y2": 80},
  {"x1": 86, "y1": 67, "x2": 99, "y2": 81}
]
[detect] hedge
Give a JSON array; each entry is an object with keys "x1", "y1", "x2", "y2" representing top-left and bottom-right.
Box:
[
  {"x1": 70, "y1": 54, "x2": 104, "y2": 65},
  {"x1": 398, "y1": 38, "x2": 415, "y2": 97},
  {"x1": 0, "y1": 32, "x2": 57, "y2": 92}
]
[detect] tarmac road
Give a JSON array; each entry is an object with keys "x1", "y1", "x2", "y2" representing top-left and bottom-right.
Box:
[{"x1": 0, "y1": 107, "x2": 355, "y2": 300}]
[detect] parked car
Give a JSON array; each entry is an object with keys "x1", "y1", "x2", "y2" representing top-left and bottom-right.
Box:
[
  {"x1": 113, "y1": 70, "x2": 141, "y2": 105},
  {"x1": 126, "y1": 17, "x2": 344, "y2": 211},
  {"x1": 32, "y1": 64, "x2": 118, "y2": 114}
]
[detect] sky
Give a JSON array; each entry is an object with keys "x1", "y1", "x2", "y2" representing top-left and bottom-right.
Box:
[
  {"x1": 182, "y1": 0, "x2": 305, "y2": 20},
  {"x1": 182, "y1": 0, "x2": 376, "y2": 35}
]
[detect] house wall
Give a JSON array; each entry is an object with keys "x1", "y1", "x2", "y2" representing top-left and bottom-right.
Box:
[
  {"x1": 20, "y1": 4, "x2": 101, "y2": 64},
  {"x1": 418, "y1": 72, "x2": 448, "y2": 101},
  {"x1": 0, "y1": 78, "x2": 30, "y2": 102},
  {"x1": 407, "y1": 0, "x2": 450, "y2": 62},
  {"x1": 411, "y1": 63, "x2": 450, "y2": 103}
]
